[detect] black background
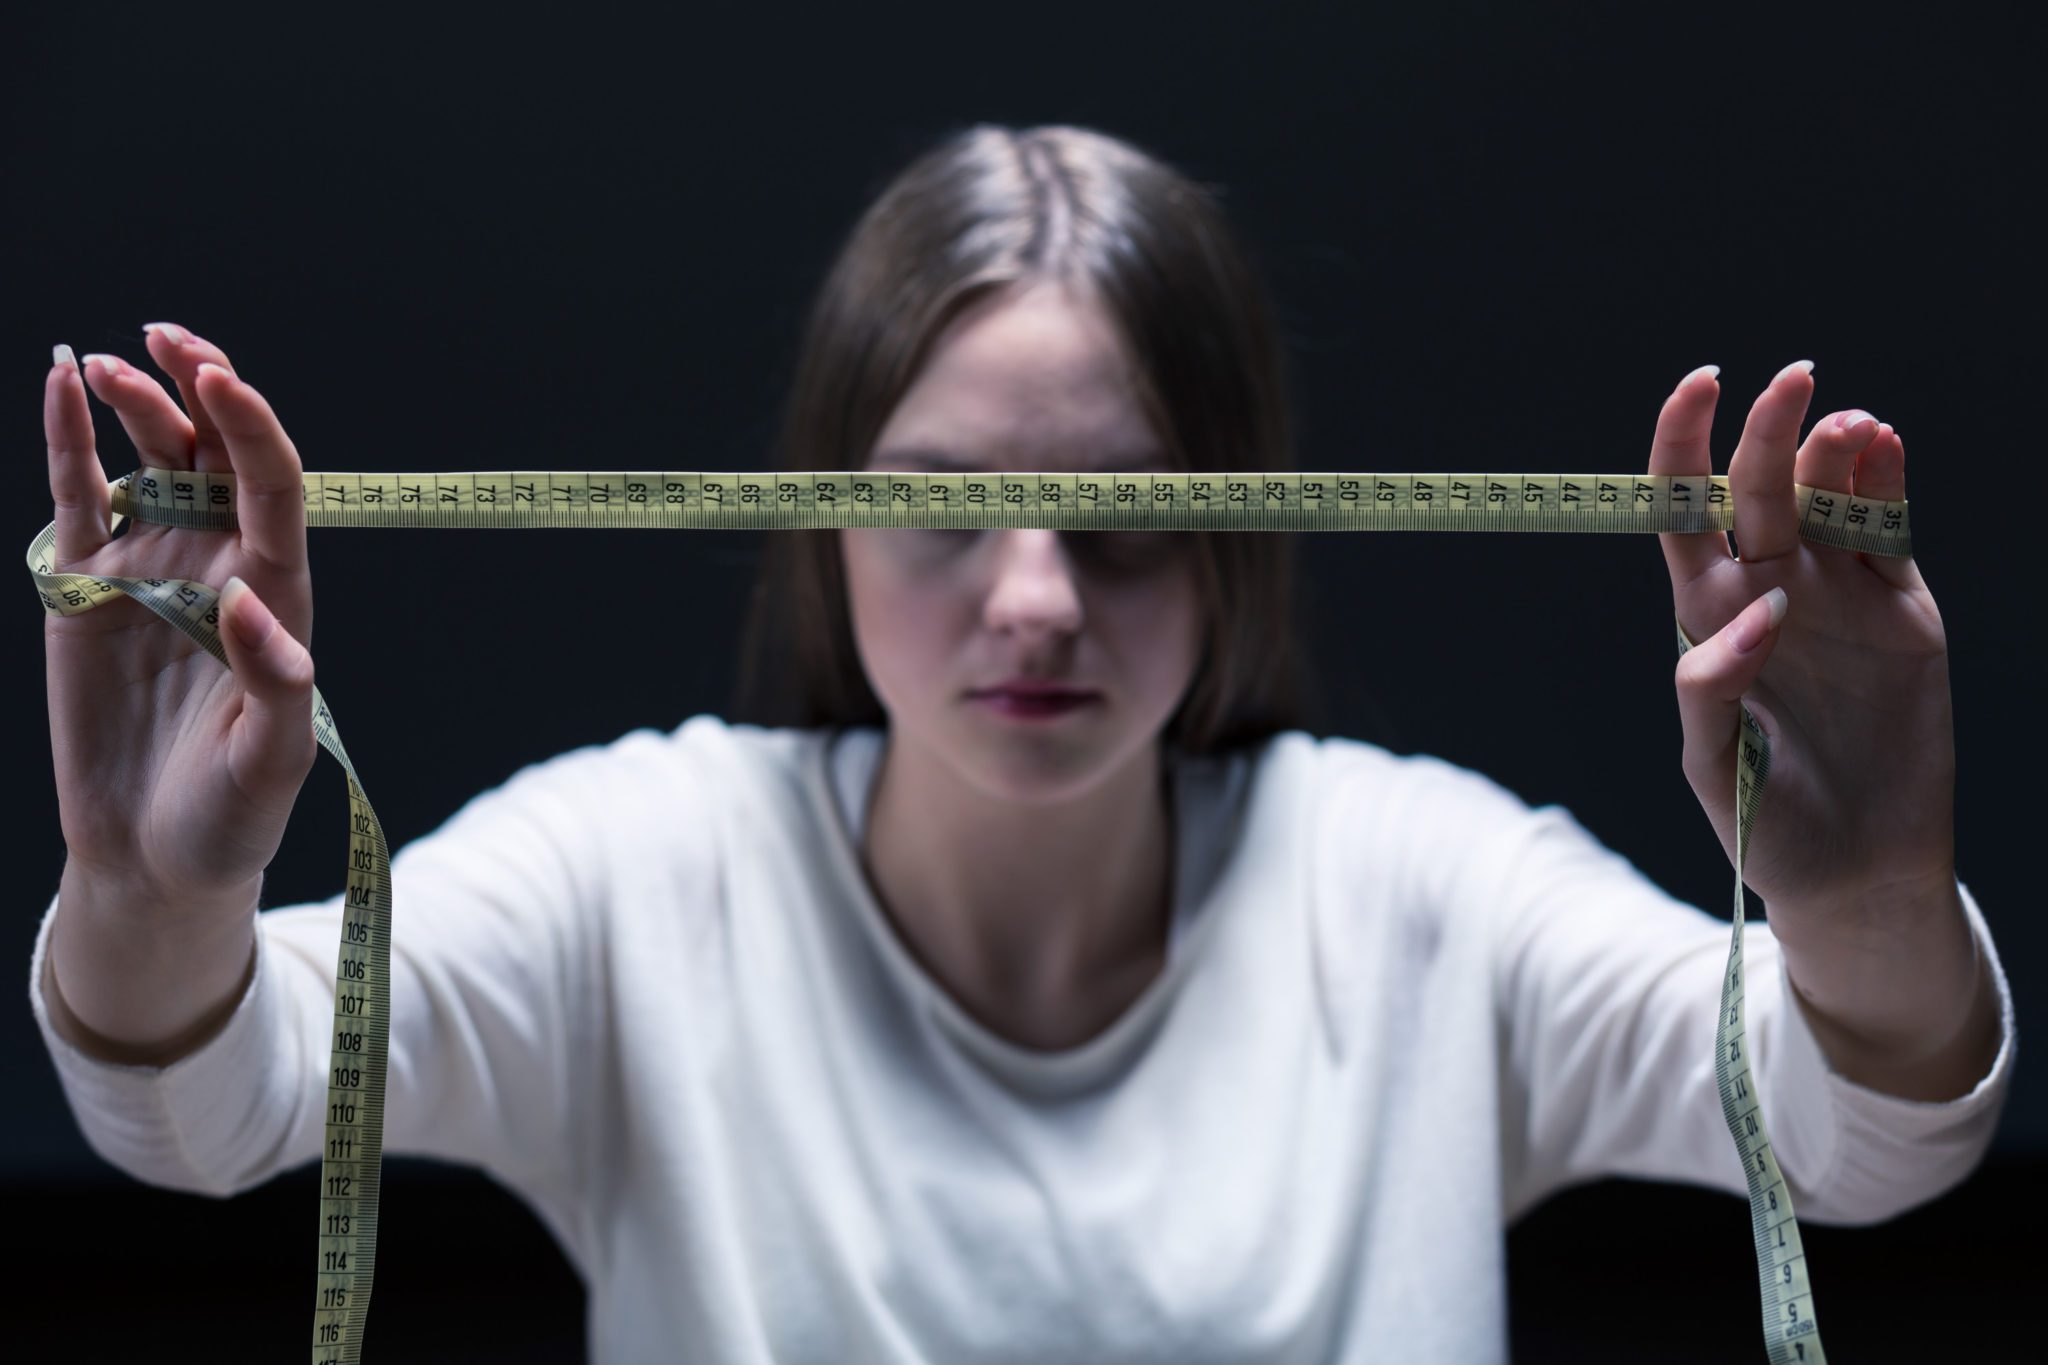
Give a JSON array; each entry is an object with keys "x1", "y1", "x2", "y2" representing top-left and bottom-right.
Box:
[{"x1": 5, "y1": 2, "x2": 2037, "y2": 1359}]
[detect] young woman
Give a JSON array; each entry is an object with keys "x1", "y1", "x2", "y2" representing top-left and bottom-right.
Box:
[{"x1": 34, "y1": 124, "x2": 2013, "y2": 1362}]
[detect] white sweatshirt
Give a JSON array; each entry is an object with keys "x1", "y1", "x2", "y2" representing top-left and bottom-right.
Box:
[{"x1": 30, "y1": 717, "x2": 2016, "y2": 1363}]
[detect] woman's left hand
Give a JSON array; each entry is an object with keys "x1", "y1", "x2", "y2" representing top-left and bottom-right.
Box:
[{"x1": 1650, "y1": 359, "x2": 1956, "y2": 938}]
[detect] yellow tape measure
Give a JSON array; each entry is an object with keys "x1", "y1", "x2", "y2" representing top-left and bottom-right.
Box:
[
  {"x1": 71, "y1": 466, "x2": 1908, "y2": 549},
  {"x1": 1673, "y1": 619, "x2": 1824, "y2": 1362},
  {"x1": 32, "y1": 466, "x2": 1905, "y2": 1363}
]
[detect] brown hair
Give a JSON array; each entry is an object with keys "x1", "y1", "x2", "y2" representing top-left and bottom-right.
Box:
[{"x1": 729, "y1": 123, "x2": 1319, "y2": 756}]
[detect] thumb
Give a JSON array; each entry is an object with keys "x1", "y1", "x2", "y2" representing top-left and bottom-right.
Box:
[
  {"x1": 1675, "y1": 586, "x2": 1787, "y2": 788},
  {"x1": 217, "y1": 575, "x2": 318, "y2": 791}
]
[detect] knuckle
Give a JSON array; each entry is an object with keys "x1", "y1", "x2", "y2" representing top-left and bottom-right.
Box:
[
  {"x1": 1677, "y1": 737, "x2": 1724, "y2": 782},
  {"x1": 281, "y1": 650, "x2": 316, "y2": 693},
  {"x1": 239, "y1": 474, "x2": 304, "y2": 501}
]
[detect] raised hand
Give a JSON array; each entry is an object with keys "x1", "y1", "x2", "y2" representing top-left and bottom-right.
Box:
[
  {"x1": 44, "y1": 323, "x2": 318, "y2": 906},
  {"x1": 1648, "y1": 359, "x2": 1955, "y2": 937}
]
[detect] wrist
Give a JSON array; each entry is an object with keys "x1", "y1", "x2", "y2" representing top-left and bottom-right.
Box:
[
  {"x1": 47, "y1": 859, "x2": 262, "y2": 1065},
  {"x1": 1765, "y1": 862, "x2": 1960, "y2": 953},
  {"x1": 59, "y1": 855, "x2": 262, "y2": 930},
  {"x1": 1775, "y1": 877, "x2": 2002, "y2": 1101}
]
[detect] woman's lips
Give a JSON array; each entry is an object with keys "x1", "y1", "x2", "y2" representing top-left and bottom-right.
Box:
[{"x1": 968, "y1": 689, "x2": 1100, "y2": 720}]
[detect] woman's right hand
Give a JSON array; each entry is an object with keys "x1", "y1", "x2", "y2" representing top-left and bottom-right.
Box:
[{"x1": 44, "y1": 323, "x2": 318, "y2": 911}]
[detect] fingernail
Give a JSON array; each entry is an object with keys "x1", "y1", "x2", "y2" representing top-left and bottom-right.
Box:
[
  {"x1": 196, "y1": 361, "x2": 234, "y2": 384},
  {"x1": 52, "y1": 343, "x2": 78, "y2": 372},
  {"x1": 1682, "y1": 363, "x2": 1722, "y2": 388},
  {"x1": 1776, "y1": 358, "x2": 1816, "y2": 383},
  {"x1": 1731, "y1": 587, "x2": 1789, "y2": 653},
  {"x1": 222, "y1": 576, "x2": 277, "y2": 649},
  {"x1": 142, "y1": 322, "x2": 192, "y2": 345},
  {"x1": 1833, "y1": 409, "x2": 1877, "y2": 433},
  {"x1": 79, "y1": 353, "x2": 123, "y2": 378}
]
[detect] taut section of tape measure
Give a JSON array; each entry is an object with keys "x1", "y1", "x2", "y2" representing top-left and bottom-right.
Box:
[
  {"x1": 82, "y1": 466, "x2": 1912, "y2": 556},
  {"x1": 28, "y1": 467, "x2": 1893, "y2": 1365}
]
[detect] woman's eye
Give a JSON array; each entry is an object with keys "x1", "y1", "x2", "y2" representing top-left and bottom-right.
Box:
[
  {"x1": 1078, "y1": 531, "x2": 1180, "y2": 563},
  {"x1": 912, "y1": 528, "x2": 980, "y2": 546},
  {"x1": 900, "y1": 528, "x2": 1180, "y2": 564}
]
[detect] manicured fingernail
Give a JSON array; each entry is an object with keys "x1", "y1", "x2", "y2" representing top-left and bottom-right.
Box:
[
  {"x1": 52, "y1": 343, "x2": 78, "y2": 372},
  {"x1": 1731, "y1": 587, "x2": 1789, "y2": 653},
  {"x1": 1776, "y1": 358, "x2": 1816, "y2": 383},
  {"x1": 80, "y1": 353, "x2": 123, "y2": 377},
  {"x1": 222, "y1": 576, "x2": 277, "y2": 649},
  {"x1": 1682, "y1": 363, "x2": 1722, "y2": 388},
  {"x1": 142, "y1": 322, "x2": 191, "y2": 345},
  {"x1": 1834, "y1": 409, "x2": 1877, "y2": 433},
  {"x1": 196, "y1": 362, "x2": 234, "y2": 384}
]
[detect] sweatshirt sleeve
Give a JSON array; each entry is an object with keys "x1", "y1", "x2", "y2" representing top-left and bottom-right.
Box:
[
  {"x1": 1492, "y1": 800, "x2": 2016, "y2": 1225},
  {"x1": 28, "y1": 738, "x2": 628, "y2": 1203}
]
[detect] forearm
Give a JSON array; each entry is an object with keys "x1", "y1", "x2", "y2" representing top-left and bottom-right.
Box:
[
  {"x1": 1772, "y1": 875, "x2": 2004, "y2": 1103},
  {"x1": 43, "y1": 856, "x2": 261, "y2": 1067}
]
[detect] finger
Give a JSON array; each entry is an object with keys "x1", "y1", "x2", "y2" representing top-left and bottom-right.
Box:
[
  {"x1": 217, "y1": 576, "x2": 318, "y2": 796},
  {"x1": 45, "y1": 345, "x2": 112, "y2": 565},
  {"x1": 141, "y1": 322, "x2": 240, "y2": 473},
  {"x1": 1851, "y1": 423, "x2": 1924, "y2": 590},
  {"x1": 1790, "y1": 405, "x2": 1881, "y2": 561},
  {"x1": 1792, "y1": 408, "x2": 1877, "y2": 497},
  {"x1": 1727, "y1": 359, "x2": 1816, "y2": 563},
  {"x1": 1675, "y1": 586, "x2": 1788, "y2": 792},
  {"x1": 1649, "y1": 363, "x2": 1732, "y2": 589},
  {"x1": 1853, "y1": 421, "x2": 1903, "y2": 501},
  {"x1": 191, "y1": 363, "x2": 309, "y2": 572},
  {"x1": 75, "y1": 351, "x2": 199, "y2": 471}
]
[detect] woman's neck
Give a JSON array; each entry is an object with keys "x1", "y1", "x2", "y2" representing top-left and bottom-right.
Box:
[{"x1": 860, "y1": 729, "x2": 1175, "y2": 1051}]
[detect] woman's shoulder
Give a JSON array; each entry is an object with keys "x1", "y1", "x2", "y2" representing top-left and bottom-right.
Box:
[
  {"x1": 426, "y1": 713, "x2": 830, "y2": 847},
  {"x1": 510, "y1": 711, "x2": 817, "y2": 777},
  {"x1": 1237, "y1": 729, "x2": 1564, "y2": 923},
  {"x1": 1244, "y1": 728, "x2": 1542, "y2": 834}
]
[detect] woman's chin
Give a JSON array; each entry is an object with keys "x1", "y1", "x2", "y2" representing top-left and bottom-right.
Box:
[{"x1": 945, "y1": 715, "x2": 1150, "y2": 805}]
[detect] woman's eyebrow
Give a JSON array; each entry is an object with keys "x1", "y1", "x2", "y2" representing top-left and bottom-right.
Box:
[{"x1": 867, "y1": 447, "x2": 1173, "y2": 472}]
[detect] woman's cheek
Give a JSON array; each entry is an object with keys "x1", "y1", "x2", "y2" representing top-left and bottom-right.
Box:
[
  {"x1": 1099, "y1": 566, "x2": 1202, "y2": 689},
  {"x1": 844, "y1": 535, "x2": 956, "y2": 695}
]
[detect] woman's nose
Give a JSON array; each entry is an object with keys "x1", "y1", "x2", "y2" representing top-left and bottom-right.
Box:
[{"x1": 981, "y1": 528, "x2": 1084, "y2": 635}]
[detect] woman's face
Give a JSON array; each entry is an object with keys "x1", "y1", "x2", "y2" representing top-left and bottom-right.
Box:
[{"x1": 841, "y1": 279, "x2": 1204, "y2": 805}]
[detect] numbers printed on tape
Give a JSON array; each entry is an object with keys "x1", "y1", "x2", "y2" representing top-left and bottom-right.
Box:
[
  {"x1": 1677, "y1": 620, "x2": 1828, "y2": 1364},
  {"x1": 88, "y1": 466, "x2": 1910, "y2": 558},
  {"x1": 33, "y1": 468, "x2": 1892, "y2": 1363}
]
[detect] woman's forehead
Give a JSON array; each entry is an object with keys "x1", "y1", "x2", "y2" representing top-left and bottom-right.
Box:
[{"x1": 876, "y1": 286, "x2": 1162, "y2": 464}]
